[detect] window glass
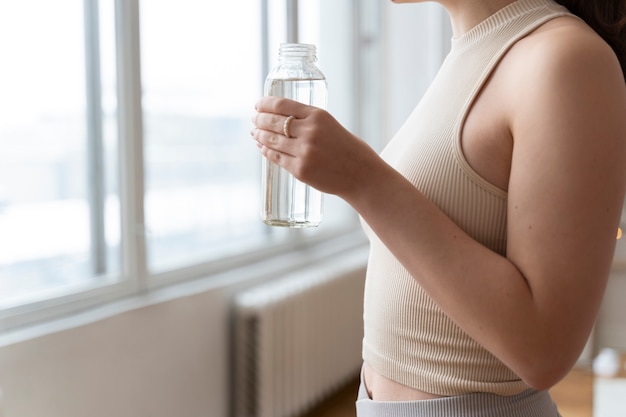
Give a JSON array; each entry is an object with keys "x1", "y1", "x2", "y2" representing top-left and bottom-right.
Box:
[
  {"x1": 140, "y1": 0, "x2": 357, "y2": 274},
  {"x1": 0, "y1": 0, "x2": 120, "y2": 308},
  {"x1": 140, "y1": 0, "x2": 268, "y2": 272},
  {"x1": 0, "y1": 0, "x2": 363, "y2": 322}
]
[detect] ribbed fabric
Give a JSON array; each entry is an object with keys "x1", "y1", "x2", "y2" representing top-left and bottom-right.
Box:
[{"x1": 362, "y1": 0, "x2": 573, "y2": 397}]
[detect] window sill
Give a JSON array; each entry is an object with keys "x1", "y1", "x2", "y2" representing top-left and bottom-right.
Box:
[{"x1": 0, "y1": 227, "x2": 368, "y2": 348}]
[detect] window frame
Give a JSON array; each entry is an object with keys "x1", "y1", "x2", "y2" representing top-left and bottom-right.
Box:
[{"x1": 0, "y1": 0, "x2": 378, "y2": 332}]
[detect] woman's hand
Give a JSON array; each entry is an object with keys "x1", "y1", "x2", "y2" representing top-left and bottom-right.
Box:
[{"x1": 251, "y1": 96, "x2": 378, "y2": 199}]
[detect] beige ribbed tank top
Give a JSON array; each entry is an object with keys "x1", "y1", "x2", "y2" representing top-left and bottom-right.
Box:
[{"x1": 362, "y1": 0, "x2": 573, "y2": 396}]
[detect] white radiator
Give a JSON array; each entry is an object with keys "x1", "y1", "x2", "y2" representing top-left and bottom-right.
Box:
[{"x1": 232, "y1": 249, "x2": 367, "y2": 417}]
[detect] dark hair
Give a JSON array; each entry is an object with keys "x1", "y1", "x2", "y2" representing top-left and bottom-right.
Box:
[{"x1": 555, "y1": 0, "x2": 626, "y2": 79}]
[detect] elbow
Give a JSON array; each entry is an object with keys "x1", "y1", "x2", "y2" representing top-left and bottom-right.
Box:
[
  {"x1": 517, "y1": 356, "x2": 575, "y2": 391},
  {"x1": 507, "y1": 331, "x2": 589, "y2": 391},
  {"x1": 522, "y1": 372, "x2": 565, "y2": 392}
]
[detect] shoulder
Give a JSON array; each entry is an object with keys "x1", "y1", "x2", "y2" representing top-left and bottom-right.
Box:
[
  {"x1": 501, "y1": 15, "x2": 626, "y2": 138},
  {"x1": 510, "y1": 15, "x2": 624, "y2": 95}
]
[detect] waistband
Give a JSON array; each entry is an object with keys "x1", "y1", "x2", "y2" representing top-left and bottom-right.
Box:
[{"x1": 356, "y1": 365, "x2": 562, "y2": 417}]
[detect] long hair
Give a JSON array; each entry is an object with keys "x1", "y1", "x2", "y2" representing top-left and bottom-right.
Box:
[{"x1": 555, "y1": 0, "x2": 626, "y2": 79}]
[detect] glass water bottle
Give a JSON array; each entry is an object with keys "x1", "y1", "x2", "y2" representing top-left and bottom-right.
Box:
[{"x1": 261, "y1": 43, "x2": 328, "y2": 227}]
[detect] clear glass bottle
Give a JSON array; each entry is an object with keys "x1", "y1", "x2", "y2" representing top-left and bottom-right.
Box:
[{"x1": 261, "y1": 43, "x2": 328, "y2": 227}]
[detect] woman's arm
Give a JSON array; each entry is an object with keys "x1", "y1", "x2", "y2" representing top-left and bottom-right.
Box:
[{"x1": 252, "y1": 24, "x2": 626, "y2": 390}]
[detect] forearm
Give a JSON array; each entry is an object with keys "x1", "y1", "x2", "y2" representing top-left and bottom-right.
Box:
[
  {"x1": 251, "y1": 88, "x2": 618, "y2": 389},
  {"x1": 343, "y1": 158, "x2": 585, "y2": 388}
]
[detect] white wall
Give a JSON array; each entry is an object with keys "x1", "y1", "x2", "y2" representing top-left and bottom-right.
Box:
[
  {"x1": 0, "y1": 289, "x2": 230, "y2": 417},
  {"x1": 381, "y1": 2, "x2": 452, "y2": 140},
  {"x1": 0, "y1": 236, "x2": 368, "y2": 417}
]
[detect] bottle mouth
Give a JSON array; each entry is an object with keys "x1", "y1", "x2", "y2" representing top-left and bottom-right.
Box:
[{"x1": 279, "y1": 43, "x2": 317, "y2": 60}]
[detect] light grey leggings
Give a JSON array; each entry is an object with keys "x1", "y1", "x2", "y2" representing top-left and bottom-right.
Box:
[{"x1": 356, "y1": 367, "x2": 562, "y2": 417}]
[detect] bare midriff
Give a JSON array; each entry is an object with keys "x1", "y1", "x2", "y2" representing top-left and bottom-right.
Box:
[{"x1": 363, "y1": 362, "x2": 447, "y2": 401}]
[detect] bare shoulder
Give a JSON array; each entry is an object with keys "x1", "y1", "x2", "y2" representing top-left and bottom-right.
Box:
[
  {"x1": 502, "y1": 15, "x2": 626, "y2": 140},
  {"x1": 511, "y1": 15, "x2": 624, "y2": 94}
]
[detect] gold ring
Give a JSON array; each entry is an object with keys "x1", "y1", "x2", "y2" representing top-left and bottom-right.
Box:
[{"x1": 283, "y1": 115, "x2": 295, "y2": 138}]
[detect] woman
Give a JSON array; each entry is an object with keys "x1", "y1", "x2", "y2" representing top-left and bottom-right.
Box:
[{"x1": 252, "y1": 0, "x2": 626, "y2": 415}]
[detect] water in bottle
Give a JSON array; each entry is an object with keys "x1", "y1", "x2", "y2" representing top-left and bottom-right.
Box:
[{"x1": 261, "y1": 44, "x2": 328, "y2": 227}]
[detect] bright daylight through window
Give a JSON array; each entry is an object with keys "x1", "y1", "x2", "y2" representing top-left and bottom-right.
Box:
[
  {"x1": 0, "y1": 0, "x2": 360, "y2": 328},
  {"x1": 140, "y1": 0, "x2": 265, "y2": 271},
  {"x1": 0, "y1": 1, "x2": 120, "y2": 309}
]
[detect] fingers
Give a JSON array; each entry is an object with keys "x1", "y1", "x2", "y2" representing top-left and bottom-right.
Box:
[
  {"x1": 255, "y1": 96, "x2": 310, "y2": 119},
  {"x1": 254, "y1": 112, "x2": 300, "y2": 138},
  {"x1": 255, "y1": 135, "x2": 298, "y2": 178},
  {"x1": 258, "y1": 142, "x2": 294, "y2": 167},
  {"x1": 251, "y1": 96, "x2": 312, "y2": 164},
  {"x1": 251, "y1": 126, "x2": 297, "y2": 157}
]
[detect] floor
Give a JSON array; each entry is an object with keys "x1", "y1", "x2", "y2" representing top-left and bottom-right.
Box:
[
  {"x1": 551, "y1": 368, "x2": 593, "y2": 417},
  {"x1": 302, "y1": 367, "x2": 594, "y2": 417}
]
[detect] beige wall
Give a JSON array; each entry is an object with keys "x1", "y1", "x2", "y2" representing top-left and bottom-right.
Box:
[
  {"x1": 0, "y1": 244, "x2": 368, "y2": 417},
  {"x1": 0, "y1": 288, "x2": 230, "y2": 417}
]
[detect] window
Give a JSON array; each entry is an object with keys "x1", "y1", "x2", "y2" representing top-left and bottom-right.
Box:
[
  {"x1": 0, "y1": 0, "x2": 378, "y2": 330},
  {"x1": 0, "y1": 0, "x2": 120, "y2": 309},
  {"x1": 140, "y1": 0, "x2": 269, "y2": 272}
]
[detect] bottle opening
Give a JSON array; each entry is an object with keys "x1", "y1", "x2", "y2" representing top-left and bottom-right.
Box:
[{"x1": 279, "y1": 43, "x2": 317, "y2": 61}]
